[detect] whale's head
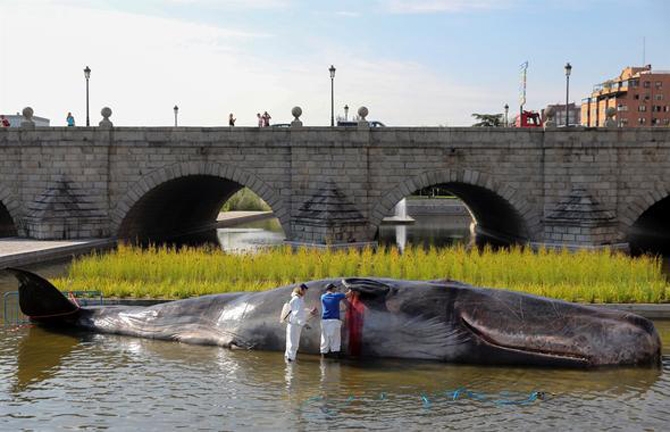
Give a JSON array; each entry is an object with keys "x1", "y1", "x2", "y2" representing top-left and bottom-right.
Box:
[{"x1": 340, "y1": 278, "x2": 662, "y2": 367}]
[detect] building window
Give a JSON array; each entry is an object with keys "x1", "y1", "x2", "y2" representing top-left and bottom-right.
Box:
[
  {"x1": 638, "y1": 105, "x2": 647, "y2": 112},
  {"x1": 655, "y1": 94, "x2": 664, "y2": 101},
  {"x1": 644, "y1": 94, "x2": 650, "y2": 100},
  {"x1": 655, "y1": 81, "x2": 663, "y2": 89},
  {"x1": 654, "y1": 106, "x2": 662, "y2": 112},
  {"x1": 651, "y1": 118, "x2": 659, "y2": 126},
  {"x1": 664, "y1": 106, "x2": 670, "y2": 112},
  {"x1": 643, "y1": 81, "x2": 650, "y2": 88},
  {"x1": 638, "y1": 118, "x2": 646, "y2": 125},
  {"x1": 634, "y1": 94, "x2": 640, "y2": 99},
  {"x1": 663, "y1": 119, "x2": 670, "y2": 126}
]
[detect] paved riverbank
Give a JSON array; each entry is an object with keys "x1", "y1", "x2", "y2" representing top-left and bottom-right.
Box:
[{"x1": 0, "y1": 211, "x2": 274, "y2": 268}]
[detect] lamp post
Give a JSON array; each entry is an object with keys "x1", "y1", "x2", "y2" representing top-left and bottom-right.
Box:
[
  {"x1": 344, "y1": 104, "x2": 349, "y2": 121},
  {"x1": 84, "y1": 66, "x2": 91, "y2": 126},
  {"x1": 564, "y1": 62, "x2": 572, "y2": 127},
  {"x1": 504, "y1": 104, "x2": 509, "y2": 127},
  {"x1": 173, "y1": 105, "x2": 179, "y2": 126},
  {"x1": 329, "y1": 65, "x2": 336, "y2": 126}
]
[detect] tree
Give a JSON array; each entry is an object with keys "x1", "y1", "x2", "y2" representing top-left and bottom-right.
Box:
[{"x1": 471, "y1": 113, "x2": 503, "y2": 127}]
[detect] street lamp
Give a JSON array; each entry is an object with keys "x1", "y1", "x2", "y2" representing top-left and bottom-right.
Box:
[
  {"x1": 564, "y1": 62, "x2": 572, "y2": 127},
  {"x1": 344, "y1": 104, "x2": 349, "y2": 121},
  {"x1": 329, "y1": 65, "x2": 336, "y2": 126},
  {"x1": 504, "y1": 104, "x2": 509, "y2": 127},
  {"x1": 173, "y1": 105, "x2": 179, "y2": 127},
  {"x1": 84, "y1": 66, "x2": 91, "y2": 126}
]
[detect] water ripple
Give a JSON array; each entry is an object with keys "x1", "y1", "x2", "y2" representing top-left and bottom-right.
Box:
[{"x1": 0, "y1": 326, "x2": 668, "y2": 431}]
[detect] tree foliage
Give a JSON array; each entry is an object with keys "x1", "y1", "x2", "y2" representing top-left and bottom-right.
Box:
[{"x1": 471, "y1": 113, "x2": 503, "y2": 127}]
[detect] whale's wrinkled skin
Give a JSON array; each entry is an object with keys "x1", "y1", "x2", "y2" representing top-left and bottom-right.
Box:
[{"x1": 8, "y1": 268, "x2": 661, "y2": 368}]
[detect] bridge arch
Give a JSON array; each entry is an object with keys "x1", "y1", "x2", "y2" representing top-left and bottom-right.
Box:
[
  {"x1": 622, "y1": 186, "x2": 670, "y2": 254},
  {"x1": 111, "y1": 162, "x2": 288, "y2": 242},
  {"x1": 370, "y1": 169, "x2": 541, "y2": 244},
  {"x1": 0, "y1": 185, "x2": 20, "y2": 237}
]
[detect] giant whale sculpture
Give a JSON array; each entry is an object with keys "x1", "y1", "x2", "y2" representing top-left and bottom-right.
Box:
[{"x1": 8, "y1": 268, "x2": 661, "y2": 368}]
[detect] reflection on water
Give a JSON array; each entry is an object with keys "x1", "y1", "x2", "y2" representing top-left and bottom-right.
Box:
[
  {"x1": 1, "y1": 214, "x2": 669, "y2": 429},
  {"x1": 214, "y1": 214, "x2": 473, "y2": 253},
  {"x1": 379, "y1": 215, "x2": 472, "y2": 250},
  {"x1": 217, "y1": 218, "x2": 286, "y2": 252},
  {"x1": 0, "y1": 323, "x2": 668, "y2": 430}
]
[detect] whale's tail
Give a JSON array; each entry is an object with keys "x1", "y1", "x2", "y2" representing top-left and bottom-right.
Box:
[{"x1": 5, "y1": 267, "x2": 81, "y2": 324}]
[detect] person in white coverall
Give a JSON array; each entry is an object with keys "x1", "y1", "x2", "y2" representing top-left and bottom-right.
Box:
[{"x1": 284, "y1": 283, "x2": 316, "y2": 362}]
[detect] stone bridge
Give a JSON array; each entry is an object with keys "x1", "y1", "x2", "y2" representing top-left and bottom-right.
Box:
[{"x1": 1, "y1": 117, "x2": 669, "y2": 251}]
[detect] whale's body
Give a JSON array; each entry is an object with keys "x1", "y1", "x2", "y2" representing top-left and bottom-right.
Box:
[{"x1": 9, "y1": 268, "x2": 661, "y2": 367}]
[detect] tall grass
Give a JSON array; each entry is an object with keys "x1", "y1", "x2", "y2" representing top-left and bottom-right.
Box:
[{"x1": 51, "y1": 244, "x2": 670, "y2": 303}]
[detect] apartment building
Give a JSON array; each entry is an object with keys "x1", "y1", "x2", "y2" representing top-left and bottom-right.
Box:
[{"x1": 580, "y1": 65, "x2": 670, "y2": 127}]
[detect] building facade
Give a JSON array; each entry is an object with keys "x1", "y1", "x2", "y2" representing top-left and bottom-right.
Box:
[
  {"x1": 581, "y1": 65, "x2": 670, "y2": 127},
  {"x1": 0, "y1": 114, "x2": 50, "y2": 127},
  {"x1": 542, "y1": 103, "x2": 581, "y2": 126}
]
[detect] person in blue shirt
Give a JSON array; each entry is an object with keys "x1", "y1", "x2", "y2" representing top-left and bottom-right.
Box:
[
  {"x1": 66, "y1": 112, "x2": 75, "y2": 127},
  {"x1": 320, "y1": 283, "x2": 351, "y2": 358}
]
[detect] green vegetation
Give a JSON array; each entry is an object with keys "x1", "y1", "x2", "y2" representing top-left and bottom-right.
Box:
[
  {"x1": 52, "y1": 244, "x2": 669, "y2": 303},
  {"x1": 471, "y1": 113, "x2": 503, "y2": 127},
  {"x1": 221, "y1": 188, "x2": 271, "y2": 212}
]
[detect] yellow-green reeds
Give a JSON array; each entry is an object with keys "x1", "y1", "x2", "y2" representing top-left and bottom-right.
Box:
[{"x1": 51, "y1": 243, "x2": 669, "y2": 303}]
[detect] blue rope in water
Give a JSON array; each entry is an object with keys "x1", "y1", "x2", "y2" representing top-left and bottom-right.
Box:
[
  {"x1": 300, "y1": 388, "x2": 546, "y2": 415},
  {"x1": 421, "y1": 393, "x2": 431, "y2": 409}
]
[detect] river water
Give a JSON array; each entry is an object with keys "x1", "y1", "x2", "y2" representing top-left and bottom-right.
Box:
[
  {"x1": 0, "y1": 324, "x2": 668, "y2": 431},
  {"x1": 1, "y1": 214, "x2": 669, "y2": 430}
]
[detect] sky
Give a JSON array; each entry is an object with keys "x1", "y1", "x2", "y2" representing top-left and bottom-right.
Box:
[{"x1": 1, "y1": 0, "x2": 669, "y2": 127}]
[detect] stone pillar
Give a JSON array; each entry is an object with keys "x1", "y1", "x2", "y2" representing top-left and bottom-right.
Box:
[
  {"x1": 357, "y1": 106, "x2": 369, "y2": 129},
  {"x1": 290, "y1": 106, "x2": 302, "y2": 128},
  {"x1": 20, "y1": 107, "x2": 35, "y2": 130},
  {"x1": 603, "y1": 107, "x2": 617, "y2": 129},
  {"x1": 287, "y1": 180, "x2": 373, "y2": 249},
  {"x1": 99, "y1": 107, "x2": 113, "y2": 129},
  {"x1": 542, "y1": 188, "x2": 625, "y2": 250},
  {"x1": 543, "y1": 106, "x2": 556, "y2": 130}
]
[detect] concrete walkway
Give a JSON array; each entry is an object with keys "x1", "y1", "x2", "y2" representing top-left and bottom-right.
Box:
[
  {"x1": 0, "y1": 238, "x2": 116, "y2": 268},
  {"x1": 0, "y1": 211, "x2": 274, "y2": 268}
]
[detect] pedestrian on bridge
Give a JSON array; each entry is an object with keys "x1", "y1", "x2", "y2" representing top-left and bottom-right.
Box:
[
  {"x1": 229, "y1": 113, "x2": 236, "y2": 126},
  {"x1": 66, "y1": 112, "x2": 75, "y2": 127},
  {"x1": 262, "y1": 111, "x2": 271, "y2": 127}
]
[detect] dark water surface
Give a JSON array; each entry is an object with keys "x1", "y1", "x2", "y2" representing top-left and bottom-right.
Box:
[
  {"x1": 0, "y1": 324, "x2": 668, "y2": 431},
  {"x1": 1, "y1": 215, "x2": 669, "y2": 430}
]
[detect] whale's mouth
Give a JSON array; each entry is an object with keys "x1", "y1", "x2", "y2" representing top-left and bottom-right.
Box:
[{"x1": 461, "y1": 316, "x2": 591, "y2": 366}]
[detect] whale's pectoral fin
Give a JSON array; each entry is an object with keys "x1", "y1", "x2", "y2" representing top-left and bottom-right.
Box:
[{"x1": 5, "y1": 267, "x2": 80, "y2": 323}]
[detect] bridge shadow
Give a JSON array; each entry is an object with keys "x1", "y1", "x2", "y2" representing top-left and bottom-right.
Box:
[
  {"x1": 628, "y1": 195, "x2": 670, "y2": 256},
  {"x1": 379, "y1": 182, "x2": 529, "y2": 251},
  {"x1": 118, "y1": 175, "x2": 283, "y2": 246},
  {"x1": 0, "y1": 201, "x2": 17, "y2": 237}
]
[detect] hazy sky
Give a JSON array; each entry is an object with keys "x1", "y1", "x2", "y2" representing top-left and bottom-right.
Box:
[{"x1": 1, "y1": 0, "x2": 668, "y2": 126}]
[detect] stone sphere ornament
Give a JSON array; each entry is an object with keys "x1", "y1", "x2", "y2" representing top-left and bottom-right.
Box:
[
  {"x1": 22, "y1": 107, "x2": 34, "y2": 120},
  {"x1": 99, "y1": 107, "x2": 114, "y2": 128},
  {"x1": 358, "y1": 106, "x2": 369, "y2": 121},
  {"x1": 291, "y1": 106, "x2": 303, "y2": 128}
]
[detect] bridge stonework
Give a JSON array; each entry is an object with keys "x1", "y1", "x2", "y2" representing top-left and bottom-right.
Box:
[{"x1": 1, "y1": 127, "x2": 669, "y2": 250}]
